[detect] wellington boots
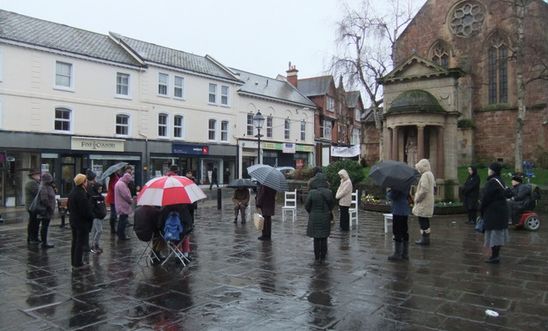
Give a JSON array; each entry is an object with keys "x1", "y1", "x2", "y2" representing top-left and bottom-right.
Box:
[
  {"x1": 388, "y1": 241, "x2": 404, "y2": 261},
  {"x1": 402, "y1": 241, "x2": 409, "y2": 260},
  {"x1": 415, "y1": 233, "x2": 430, "y2": 246}
]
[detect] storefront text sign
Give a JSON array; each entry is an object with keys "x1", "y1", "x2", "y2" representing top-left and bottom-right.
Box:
[
  {"x1": 172, "y1": 144, "x2": 209, "y2": 155},
  {"x1": 282, "y1": 143, "x2": 296, "y2": 154},
  {"x1": 71, "y1": 137, "x2": 125, "y2": 152}
]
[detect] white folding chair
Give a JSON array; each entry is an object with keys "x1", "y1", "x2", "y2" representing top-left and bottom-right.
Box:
[
  {"x1": 282, "y1": 189, "x2": 297, "y2": 222},
  {"x1": 161, "y1": 234, "x2": 191, "y2": 267},
  {"x1": 349, "y1": 190, "x2": 359, "y2": 227},
  {"x1": 136, "y1": 239, "x2": 161, "y2": 266}
]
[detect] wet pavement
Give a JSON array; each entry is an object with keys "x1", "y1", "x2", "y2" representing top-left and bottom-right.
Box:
[{"x1": 1, "y1": 195, "x2": 548, "y2": 330}]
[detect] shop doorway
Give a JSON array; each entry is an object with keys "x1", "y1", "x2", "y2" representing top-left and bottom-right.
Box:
[{"x1": 60, "y1": 156, "x2": 83, "y2": 196}]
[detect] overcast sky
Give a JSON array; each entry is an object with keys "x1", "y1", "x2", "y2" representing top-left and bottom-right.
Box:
[{"x1": 0, "y1": 0, "x2": 425, "y2": 79}]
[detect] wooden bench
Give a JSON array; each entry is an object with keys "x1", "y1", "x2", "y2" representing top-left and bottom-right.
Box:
[{"x1": 57, "y1": 198, "x2": 69, "y2": 227}]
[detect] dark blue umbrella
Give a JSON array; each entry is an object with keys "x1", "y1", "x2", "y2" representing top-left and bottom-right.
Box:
[{"x1": 368, "y1": 160, "x2": 420, "y2": 192}]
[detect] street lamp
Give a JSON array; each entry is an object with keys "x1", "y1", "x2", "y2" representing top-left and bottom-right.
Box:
[{"x1": 253, "y1": 110, "x2": 265, "y2": 164}]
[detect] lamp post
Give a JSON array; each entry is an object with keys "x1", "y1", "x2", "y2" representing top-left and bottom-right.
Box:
[{"x1": 253, "y1": 110, "x2": 265, "y2": 164}]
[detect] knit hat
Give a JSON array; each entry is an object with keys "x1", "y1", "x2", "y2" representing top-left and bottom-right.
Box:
[
  {"x1": 489, "y1": 162, "x2": 502, "y2": 175},
  {"x1": 511, "y1": 174, "x2": 523, "y2": 183},
  {"x1": 86, "y1": 170, "x2": 97, "y2": 181},
  {"x1": 74, "y1": 174, "x2": 87, "y2": 186}
]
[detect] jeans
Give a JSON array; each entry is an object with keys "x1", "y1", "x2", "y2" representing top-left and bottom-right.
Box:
[
  {"x1": 392, "y1": 215, "x2": 409, "y2": 242},
  {"x1": 117, "y1": 214, "x2": 128, "y2": 239},
  {"x1": 339, "y1": 206, "x2": 350, "y2": 231},
  {"x1": 90, "y1": 218, "x2": 103, "y2": 246},
  {"x1": 71, "y1": 227, "x2": 89, "y2": 267}
]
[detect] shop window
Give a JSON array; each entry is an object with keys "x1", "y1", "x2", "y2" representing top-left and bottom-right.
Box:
[
  {"x1": 266, "y1": 116, "x2": 273, "y2": 138},
  {"x1": 221, "y1": 120, "x2": 229, "y2": 141},
  {"x1": 116, "y1": 72, "x2": 130, "y2": 96},
  {"x1": 488, "y1": 32, "x2": 509, "y2": 104},
  {"x1": 158, "y1": 113, "x2": 168, "y2": 137},
  {"x1": 284, "y1": 119, "x2": 290, "y2": 140},
  {"x1": 54, "y1": 107, "x2": 71, "y2": 132},
  {"x1": 116, "y1": 114, "x2": 129, "y2": 135},
  {"x1": 158, "y1": 73, "x2": 168, "y2": 96},
  {"x1": 300, "y1": 120, "x2": 306, "y2": 141},
  {"x1": 174, "y1": 76, "x2": 184, "y2": 98},
  {"x1": 208, "y1": 119, "x2": 216, "y2": 140},
  {"x1": 174, "y1": 115, "x2": 184, "y2": 138},
  {"x1": 55, "y1": 61, "x2": 73, "y2": 89}
]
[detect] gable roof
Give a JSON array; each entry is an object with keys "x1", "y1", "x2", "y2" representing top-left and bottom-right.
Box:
[
  {"x1": 110, "y1": 33, "x2": 241, "y2": 82},
  {"x1": 346, "y1": 91, "x2": 363, "y2": 108},
  {"x1": 297, "y1": 76, "x2": 334, "y2": 97},
  {"x1": 0, "y1": 10, "x2": 141, "y2": 67},
  {"x1": 379, "y1": 54, "x2": 463, "y2": 85},
  {"x1": 232, "y1": 68, "x2": 315, "y2": 108}
]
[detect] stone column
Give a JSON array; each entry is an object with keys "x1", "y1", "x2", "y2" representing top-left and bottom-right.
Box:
[
  {"x1": 391, "y1": 127, "x2": 398, "y2": 161},
  {"x1": 437, "y1": 126, "x2": 445, "y2": 178},
  {"x1": 417, "y1": 125, "x2": 425, "y2": 160}
]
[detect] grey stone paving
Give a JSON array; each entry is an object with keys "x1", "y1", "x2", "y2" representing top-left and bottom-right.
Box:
[{"x1": 0, "y1": 197, "x2": 547, "y2": 330}]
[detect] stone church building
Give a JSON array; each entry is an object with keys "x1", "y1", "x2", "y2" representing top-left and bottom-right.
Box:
[{"x1": 366, "y1": 0, "x2": 548, "y2": 187}]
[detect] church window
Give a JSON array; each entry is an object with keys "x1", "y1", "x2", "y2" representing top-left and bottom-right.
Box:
[
  {"x1": 430, "y1": 41, "x2": 450, "y2": 68},
  {"x1": 488, "y1": 34, "x2": 508, "y2": 104},
  {"x1": 450, "y1": 1, "x2": 485, "y2": 38}
]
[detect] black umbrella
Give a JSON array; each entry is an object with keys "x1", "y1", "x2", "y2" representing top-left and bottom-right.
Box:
[
  {"x1": 368, "y1": 160, "x2": 420, "y2": 192},
  {"x1": 227, "y1": 178, "x2": 257, "y2": 189},
  {"x1": 98, "y1": 162, "x2": 128, "y2": 182}
]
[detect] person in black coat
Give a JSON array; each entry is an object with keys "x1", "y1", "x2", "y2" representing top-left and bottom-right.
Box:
[
  {"x1": 256, "y1": 184, "x2": 277, "y2": 241},
  {"x1": 461, "y1": 166, "x2": 480, "y2": 225},
  {"x1": 479, "y1": 162, "x2": 509, "y2": 264},
  {"x1": 67, "y1": 174, "x2": 94, "y2": 269}
]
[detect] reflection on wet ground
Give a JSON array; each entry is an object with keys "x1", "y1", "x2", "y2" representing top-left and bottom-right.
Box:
[{"x1": 0, "y1": 201, "x2": 547, "y2": 330}]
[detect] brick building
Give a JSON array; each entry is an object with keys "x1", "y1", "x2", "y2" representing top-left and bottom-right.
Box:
[{"x1": 368, "y1": 0, "x2": 548, "y2": 173}]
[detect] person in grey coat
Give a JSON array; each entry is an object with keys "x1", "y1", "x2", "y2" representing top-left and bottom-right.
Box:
[
  {"x1": 305, "y1": 173, "x2": 335, "y2": 265},
  {"x1": 37, "y1": 172, "x2": 57, "y2": 248}
]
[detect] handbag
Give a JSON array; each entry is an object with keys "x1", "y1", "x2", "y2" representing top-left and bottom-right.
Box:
[
  {"x1": 253, "y1": 212, "x2": 264, "y2": 231},
  {"x1": 29, "y1": 186, "x2": 48, "y2": 217},
  {"x1": 475, "y1": 217, "x2": 485, "y2": 233}
]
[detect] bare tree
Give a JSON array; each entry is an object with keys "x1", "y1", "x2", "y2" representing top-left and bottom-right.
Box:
[{"x1": 331, "y1": 0, "x2": 420, "y2": 160}]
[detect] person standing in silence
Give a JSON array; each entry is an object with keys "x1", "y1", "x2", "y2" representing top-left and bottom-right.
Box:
[
  {"x1": 165, "y1": 164, "x2": 179, "y2": 176},
  {"x1": 461, "y1": 166, "x2": 481, "y2": 225},
  {"x1": 305, "y1": 173, "x2": 335, "y2": 265},
  {"x1": 37, "y1": 172, "x2": 56, "y2": 248},
  {"x1": 68, "y1": 174, "x2": 94, "y2": 270},
  {"x1": 87, "y1": 171, "x2": 106, "y2": 254},
  {"x1": 114, "y1": 172, "x2": 134, "y2": 240},
  {"x1": 24, "y1": 169, "x2": 41, "y2": 245},
  {"x1": 335, "y1": 169, "x2": 353, "y2": 231},
  {"x1": 387, "y1": 187, "x2": 410, "y2": 261},
  {"x1": 480, "y1": 162, "x2": 510, "y2": 264},
  {"x1": 413, "y1": 159, "x2": 436, "y2": 246},
  {"x1": 224, "y1": 168, "x2": 231, "y2": 184},
  {"x1": 209, "y1": 167, "x2": 219, "y2": 190},
  {"x1": 256, "y1": 184, "x2": 276, "y2": 241},
  {"x1": 232, "y1": 187, "x2": 250, "y2": 224},
  {"x1": 105, "y1": 171, "x2": 119, "y2": 234},
  {"x1": 185, "y1": 170, "x2": 198, "y2": 221}
]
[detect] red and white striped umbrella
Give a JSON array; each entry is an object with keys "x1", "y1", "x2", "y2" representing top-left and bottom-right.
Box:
[{"x1": 137, "y1": 175, "x2": 206, "y2": 206}]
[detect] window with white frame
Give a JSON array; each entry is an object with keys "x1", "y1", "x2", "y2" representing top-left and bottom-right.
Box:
[
  {"x1": 300, "y1": 120, "x2": 306, "y2": 141},
  {"x1": 352, "y1": 128, "x2": 361, "y2": 145},
  {"x1": 221, "y1": 120, "x2": 229, "y2": 141},
  {"x1": 116, "y1": 114, "x2": 129, "y2": 135},
  {"x1": 208, "y1": 83, "x2": 217, "y2": 103},
  {"x1": 54, "y1": 107, "x2": 71, "y2": 131},
  {"x1": 158, "y1": 113, "x2": 168, "y2": 137},
  {"x1": 221, "y1": 85, "x2": 229, "y2": 105},
  {"x1": 55, "y1": 61, "x2": 73, "y2": 88},
  {"x1": 158, "y1": 73, "x2": 168, "y2": 96},
  {"x1": 116, "y1": 73, "x2": 129, "y2": 96},
  {"x1": 266, "y1": 116, "x2": 273, "y2": 138},
  {"x1": 327, "y1": 96, "x2": 335, "y2": 112},
  {"x1": 247, "y1": 113, "x2": 254, "y2": 136},
  {"x1": 174, "y1": 115, "x2": 184, "y2": 138},
  {"x1": 174, "y1": 76, "x2": 184, "y2": 98},
  {"x1": 208, "y1": 119, "x2": 216, "y2": 140},
  {"x1": 284, "y1": 119, "x2": 290, "y2": 140},
  {"x1": 323, "y1": 119, "x2": 332, "y2": 139}
]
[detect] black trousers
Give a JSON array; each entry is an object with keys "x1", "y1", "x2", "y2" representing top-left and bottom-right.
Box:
[
  {"x1": 27, "y1": 211, "x2": 40, "y2": 242},
  {"x1": 71, "y1": 227, "x2": 89, "y2": 267},
  {"x1": 39, "y1": 218, "x2": 51, "y2": 243},
  {"x1": 339, "y1": 206, "x2": 350, "y2": 231},
  {"x1": 313, "y1": 237, "x2": 328, "y2": 260},
  {"x1": 467, "y1": 209, "x2": 477, "y2": 223},
  {"x1": 109, "y1": 203, "x2": 117, "y2": 232},
  {"x1": 261, "y1": 216, "x2": 272, "y2": 239},
  {"x1": 418, "y1": 216, "x2": 430, "y2": 231},
  {"x1": 392, "y1": 215, "x2": 409, "y2": 242}
]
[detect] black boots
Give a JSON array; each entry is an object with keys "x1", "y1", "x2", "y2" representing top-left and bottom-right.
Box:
[
  {"x1": 415, "y1": 230, "x2": 430, "y2": 246},
  {"x1": 388, "y1": 241, "x2": 409, "y2": 261},
  {"x1": 485, "y1": 246, "x2": 501, "y2": 264}
]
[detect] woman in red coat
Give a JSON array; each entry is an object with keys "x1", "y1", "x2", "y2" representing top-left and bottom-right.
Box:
[{"x1": 105, "y1": 173, "x2": 119, "y2": 234}]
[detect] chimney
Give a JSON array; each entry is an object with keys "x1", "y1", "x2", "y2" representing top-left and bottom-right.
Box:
[{"x1": 286, "y1": 61, "x2": 298, "y2": 87}]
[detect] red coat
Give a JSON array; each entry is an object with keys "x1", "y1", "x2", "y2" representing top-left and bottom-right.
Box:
[{"x1": 105, "y1": 173, "x2": 119, "y2": 205}]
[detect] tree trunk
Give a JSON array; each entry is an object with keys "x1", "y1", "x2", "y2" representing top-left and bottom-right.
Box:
[{"x1": 514, "y1": 1, "x2": 528, "y2": 173}]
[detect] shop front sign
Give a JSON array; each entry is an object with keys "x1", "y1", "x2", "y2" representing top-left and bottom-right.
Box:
[
  {"x1": 172, "y1": 144, "x2": 209, "y2": 155},
  {"x1": 71, "y1": 137, "x2": 125, "y2": 152}
]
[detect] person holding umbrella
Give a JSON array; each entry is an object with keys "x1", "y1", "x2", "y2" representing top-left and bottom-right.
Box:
[
  {"x1": 387, "y1": 187, "x2": 410, "y2": 261},
  {"x1": 412, "y1": 159, "x2": 436, "y2": 246},
  {"x1": 233, "y1": 187, "x2": 250, "y2": 224},
  {"x1": 256, "y1": 184, "x2": 276, "y2": 241}
]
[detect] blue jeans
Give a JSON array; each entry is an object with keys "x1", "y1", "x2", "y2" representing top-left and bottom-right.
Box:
[{"x1": 117, "y1": 214, "x2": 128, "y2": 239}]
